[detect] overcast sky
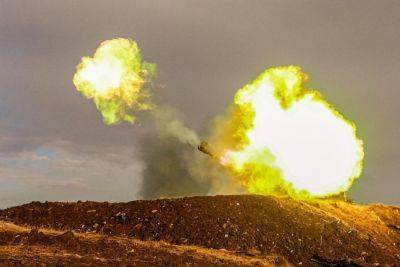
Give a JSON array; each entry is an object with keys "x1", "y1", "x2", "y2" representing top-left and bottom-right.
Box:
[{"x1": 0, "y1": 0, "x2": 399, "y2": 208}]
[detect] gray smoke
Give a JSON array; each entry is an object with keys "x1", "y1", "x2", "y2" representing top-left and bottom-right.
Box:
[
  {"x1": 138, "y1": 134, "x2": 211, "y2": 199},
  {"x1": 138, "y1": 105, "x2": 245, "y2": 199},
  {"x1": 152, "y1": 106, "x2": 200, "y2": 146}
]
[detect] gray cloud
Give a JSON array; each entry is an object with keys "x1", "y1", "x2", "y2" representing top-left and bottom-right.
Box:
[{"x1": 0, "y1": 142, "x2": 143, "y2": 208}]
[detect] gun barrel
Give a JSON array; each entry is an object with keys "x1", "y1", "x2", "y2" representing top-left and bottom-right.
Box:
[{"x1": 198, "y1": 141, "x2": 215, "y2": 158}]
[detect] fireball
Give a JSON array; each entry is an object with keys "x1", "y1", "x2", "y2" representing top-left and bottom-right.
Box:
[
  {"x1": 73, "y1": 38, "x2": 156, "y2": 124},
  {"x1": 220, "y1": 66, "x2": 364, "y2": 197}
]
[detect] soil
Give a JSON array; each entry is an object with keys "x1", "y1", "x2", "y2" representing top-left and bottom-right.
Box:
[
  {"x1": 0, "y1": 221, "x2": 284, "y2": 266},
  {"x1": 0, "y1": 195, "x2": 399, "y2": 266}
]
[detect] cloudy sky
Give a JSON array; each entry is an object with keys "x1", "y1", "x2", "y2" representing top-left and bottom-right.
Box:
[{"x1": 0, "y1": 1, "x2": 399, "y2": 208}]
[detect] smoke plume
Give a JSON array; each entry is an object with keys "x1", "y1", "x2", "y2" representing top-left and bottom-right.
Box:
[
  {"x1": 137, "y1": 103, "x2": 248, "y2": 199},
  {"x1": 138, "y1": 134, "x2": 210, "y2": 199},
  {"x1": 152, "y1": 106, "x2": 200, "y2": 146}
]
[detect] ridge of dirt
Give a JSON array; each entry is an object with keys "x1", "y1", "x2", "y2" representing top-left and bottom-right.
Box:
[
  {"x1": 0, "y1": 195, "x2": 399, "y2": 265},
  {"x1": 0, "y1": 221, "x2": 287, "y2": 266}
]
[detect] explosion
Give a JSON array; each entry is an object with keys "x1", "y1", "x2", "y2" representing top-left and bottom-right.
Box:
[
  {"x1": 213, "y1": 66, "x2": 364, "y2": 198},
  {"x1": 73, "y1": 38, "x2": 156, "y2": 124},
  {"x1": 73, "y1": 39, "x2": 364, "y2": 199}
]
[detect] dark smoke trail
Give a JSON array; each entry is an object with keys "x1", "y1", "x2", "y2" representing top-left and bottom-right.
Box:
[{"x1": 138, "y1": 134, "x2": 211, "y2": 199}]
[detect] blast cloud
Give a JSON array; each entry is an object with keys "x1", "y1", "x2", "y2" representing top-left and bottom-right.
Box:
[{"x1": 73, "y1": 39, "x2": 363, "y2": 199}]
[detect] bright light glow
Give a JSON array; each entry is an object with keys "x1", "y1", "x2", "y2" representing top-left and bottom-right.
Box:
[
  {"x1": 73, "y1": 38, "x2": 156, "y2": 124},
  {"x1": 221, "y1": 66, "x2": 364, "y2": 197},
  {"x1": 79, "y1": 59, "x2": 124, "y2": 95}
]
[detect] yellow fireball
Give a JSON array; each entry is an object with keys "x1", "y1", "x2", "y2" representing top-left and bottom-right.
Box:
[
  {"x1": 221, "y1": 66, "x2": 364, "y2": 197},
  {"x1": 73, "y1": 38, "x2": 156, "y2": 124}
]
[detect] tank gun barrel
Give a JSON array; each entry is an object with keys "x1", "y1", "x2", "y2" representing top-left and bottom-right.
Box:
[{"x1": 198, "y1": 141, "x2": 215, "y2": 158}]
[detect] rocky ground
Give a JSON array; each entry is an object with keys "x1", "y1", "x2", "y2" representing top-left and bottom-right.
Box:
[
  {"x1": 0, "y1": 221, "x2": 284, "y2": 266},
  {"x1": 0, "y1": 195, "x2": 399, "y2": 266}
]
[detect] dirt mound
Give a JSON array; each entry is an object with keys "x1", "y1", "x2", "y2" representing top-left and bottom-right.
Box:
[
  {"x1": 0, "y1": 221, "x2": 284, "y2": 266},
  {"x1": 1, "y1": 195, "x2": 399, "y2": 265}
]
